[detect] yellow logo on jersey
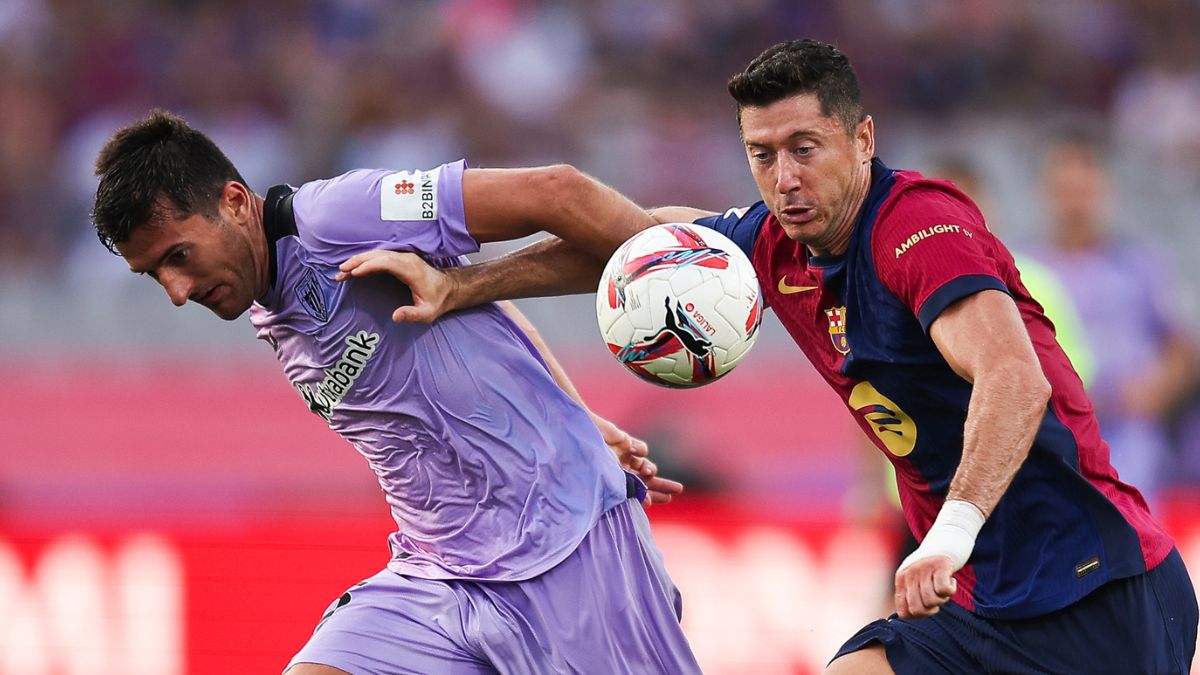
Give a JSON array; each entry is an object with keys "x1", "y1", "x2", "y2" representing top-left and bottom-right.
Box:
[
  {"x1": 849, "y1": 381, "x2": 917, "y2": 457},
  {"x1": 777, "y1": 276, "x2": 818, "y2": 294}
]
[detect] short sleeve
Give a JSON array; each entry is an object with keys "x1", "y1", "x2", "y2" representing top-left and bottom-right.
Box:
[
  {"x1": 692, "y1": 202, "x2": 770, "y2": 260},
  {"x1": 872, "y1": 186, "x2": 1009, "y2": 332},
  {"x1": 292, "y1": 160, "x2": 479, "y2": 263}
]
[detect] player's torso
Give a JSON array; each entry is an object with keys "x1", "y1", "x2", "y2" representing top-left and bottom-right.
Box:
[
  {"x1": 1030, "y1": 244, "x2": 1169, "y2": 387},
  {"x1": 756, "y1": 206, "x2": 974, "y2": 499},
  {"x1": 246, "y1": 175, "x2": 627, "y2": 581},
  {"x1": 253, "y1": 237, "x2": 420, "y2": 432},
  {"x1": 724, "y1": 163, "x2": 1174, "y2": 618}
]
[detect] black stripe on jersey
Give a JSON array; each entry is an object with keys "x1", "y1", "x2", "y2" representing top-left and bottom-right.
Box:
[
  {"x1": 264, "y1": 184, "x2": 297, "y2": 289},
  {"x1": 917, "y1": 274, "x2": 1010, "y2": 332}
]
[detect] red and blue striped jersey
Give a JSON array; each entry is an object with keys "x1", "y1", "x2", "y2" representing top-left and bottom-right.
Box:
[{"x1": 696, "y1": 158, "x2": 1174, "y2": 619}]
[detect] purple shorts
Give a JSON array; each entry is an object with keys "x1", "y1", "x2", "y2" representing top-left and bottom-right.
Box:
[{"x1": 285, "y1": 499, "x2": 701, "y2": 674}]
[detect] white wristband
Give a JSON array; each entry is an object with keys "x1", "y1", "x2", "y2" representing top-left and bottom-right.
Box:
[{"x1": 898, "y1": 499, "x2": 985, "y2": 573}]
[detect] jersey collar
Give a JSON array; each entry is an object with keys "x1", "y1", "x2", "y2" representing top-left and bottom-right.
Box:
[
  {"x1": 808, "y1": 157, "x2": 897, "y2": 266},
  {"x1": 259, "y1": 184, "x2": 297, "y2": 306}
]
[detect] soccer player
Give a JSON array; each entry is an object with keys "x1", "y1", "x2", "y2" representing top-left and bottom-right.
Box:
[
  {"x1": 360, "y1": 40, "x2": 1199, "y2": 673},
  {"x1": 1026, "y1": 130, "x2": 1198, "y2": 508},
  {"x1": 90, "y1": 111, "x2": 700, "y2": 675}
]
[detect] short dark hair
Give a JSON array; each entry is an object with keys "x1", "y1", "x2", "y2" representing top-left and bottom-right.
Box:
[
  {"x1": 728, "y1": 39, "x2": 864, "y2": 133},
  {"x1": 92, "y1": 109, "x2": 248, "y2": 253}
]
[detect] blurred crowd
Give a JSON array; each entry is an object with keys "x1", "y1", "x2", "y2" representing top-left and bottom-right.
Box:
[
  {"x1": 1, "y1": 0, "x2": 1199, "y2": 280},
  {"x1": 3, "y1": 0, "x2": 1200, "y2": 502}
]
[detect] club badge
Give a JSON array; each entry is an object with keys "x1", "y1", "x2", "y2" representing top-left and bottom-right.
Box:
[{"x1": 825, "y1": 306, "x2": 849, "y2": 355}]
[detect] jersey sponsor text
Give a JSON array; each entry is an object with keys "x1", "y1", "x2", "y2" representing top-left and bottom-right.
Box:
[
  {"x1": 381, "y1": 169, "x2": 439, "y2": 221},
  {"x1": 294, "y1": 330, "x2": 380, "y2": 422},
  {"x1": 893, "y1": 223, "x2": 970, "y2": 258}
]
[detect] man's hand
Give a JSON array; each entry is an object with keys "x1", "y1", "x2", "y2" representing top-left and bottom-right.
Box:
[
  {"x1": 590, "y1": 413, "x2": 684, "y2": 507},
  {"x1": 336, "y1": 250, "x2": 455, "y2": 323},
  {"x1": 892, "y1": 499, "x2": 984, "y2": 618},
  {"x1": 894, "y1": 554, "x2": 958, "y2": 618}
]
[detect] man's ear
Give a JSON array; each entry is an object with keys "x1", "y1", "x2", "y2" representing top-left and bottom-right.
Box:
[
  {"x1": 857, "y1": 115, "x2": 875, "y2": 163},
  {"x1": 220, "y1": 181, "x2": 253, "y2": 223}
]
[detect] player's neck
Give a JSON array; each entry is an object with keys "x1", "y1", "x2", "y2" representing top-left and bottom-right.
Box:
[
  {"x1": 812, "y1": 164, "x2": 872, "y2": 257},
  {"x1": 250, "y1": 194, "x2": 270, "y2": 299}
]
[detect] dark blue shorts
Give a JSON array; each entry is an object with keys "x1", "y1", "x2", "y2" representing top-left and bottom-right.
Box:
[{"x1": 834, "y1": 548, "x2": 1198, "y2": 674}]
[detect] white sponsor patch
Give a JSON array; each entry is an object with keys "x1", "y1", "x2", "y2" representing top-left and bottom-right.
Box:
[{"x1": 381, "y1": 169, "x2": 439, "y2": 221}]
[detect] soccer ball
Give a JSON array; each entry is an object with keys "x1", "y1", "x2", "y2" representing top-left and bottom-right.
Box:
[{"x1": 596, "y1": 223, "x2": 763, "y2": 388}]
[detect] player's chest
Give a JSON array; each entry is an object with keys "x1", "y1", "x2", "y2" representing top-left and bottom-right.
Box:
[
  {"x1": 759, "y1": 248, "x2": 946, "y2": 393},
  {"x1": 762, "y1": 255, "x2": 856, "y2": 379},
  {"x1": 260, "y1": 264, "x2": 399, "y2": 418}
]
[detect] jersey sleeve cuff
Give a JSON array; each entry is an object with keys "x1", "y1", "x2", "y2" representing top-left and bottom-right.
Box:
[
  {"x1": 917, "y1": 274, "x2": 1010, "y2": 332},
  {"x1": 437, "y1": 160, "x2": 480, "y2": 255}
]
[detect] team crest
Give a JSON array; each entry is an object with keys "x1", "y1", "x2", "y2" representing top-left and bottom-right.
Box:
[
  {"x1": 297, "y1": 267, "x2": 330, "y2": 322},
  {"x1": 825, "y1": 306, "x2": 849, "y2": 355}
]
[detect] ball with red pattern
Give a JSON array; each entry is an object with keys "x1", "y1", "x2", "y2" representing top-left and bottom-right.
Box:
[{"x1": 597, "y1": 223, "x2": 762, "y2": 388}]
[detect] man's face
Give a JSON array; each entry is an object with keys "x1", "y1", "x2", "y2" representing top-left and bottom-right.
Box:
[
  {"x1": 117, "y1": 191, "x2": 263, "y2": 321},
  {"x1": 739, "y1": 93, "x2": 873, "y2": 255},
  {"x1": 1043, "y1": 144, "x2": 1106, "y2": 232}
]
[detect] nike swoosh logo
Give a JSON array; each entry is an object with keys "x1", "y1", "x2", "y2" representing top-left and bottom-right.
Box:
[{"x1": 778, "y1": 277, "x2": 818, "y2": 294}]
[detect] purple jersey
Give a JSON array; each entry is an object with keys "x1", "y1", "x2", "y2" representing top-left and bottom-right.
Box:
[
  {"x1": 1027, "y1": 241, "x2": 1184, "y2": 500},
  {"x1": 248, "y1": 162, "x2": 629, "y2": 581}
]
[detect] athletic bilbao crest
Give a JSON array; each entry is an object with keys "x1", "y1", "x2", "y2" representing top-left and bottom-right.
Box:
[
  {"x1": 297, "y1": 267, "x2": 330, "y2": 322},
  {"x1": 825, "y1": 306, "x2": 849, "y2": 355}
]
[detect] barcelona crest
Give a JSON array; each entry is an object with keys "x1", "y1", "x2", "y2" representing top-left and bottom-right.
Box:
[{"x1": 825, "y1": 306, "x2": 849, "y2": 355}]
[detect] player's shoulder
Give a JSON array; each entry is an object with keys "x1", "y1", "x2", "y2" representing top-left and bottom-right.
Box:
[
  {"x1": 292, "y1": 168, "x2": 389, "y2": 235},
  {"x1": 870, "y1": 171, "x2": 990, "y2": 252},
  {"x1": 883, "y1": 171, "x2": 984, "y2": 223},
  {"x1": 693, "y1": 202, "x2": 771, "y2": 258},
  {"x1": 1111, "y1": 233, "x2": 1176, "y2": 271}
]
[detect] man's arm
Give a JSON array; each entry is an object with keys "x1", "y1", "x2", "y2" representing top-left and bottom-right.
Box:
[
  {"x1": 453, "y1": 165, "x2": 657, "y2": 302},
  {"x1": 1122, "y1": 332, "x2": 1196, "y2": 419},
  {"x1": 934, "y1": 290, "x2": 1051, "y2": 512},
  {"x1": 648, "y1": 206, "x2": 719, "y2": 224},
  {"x1": 339, "y1": 165, "x2": 661, "y2": 321},
  {"x1": 440, "y1": 203, "x2": 722, "y2": 310},
  {"x1": 497, "y1": 300, "x2": 683, "y2": 505},
  {"x1": 461, "y1": 166, "x2": 654, "y2": 250},
  {"x1": 893, "y1": 289, "x2": 1051, "y2": 619}
]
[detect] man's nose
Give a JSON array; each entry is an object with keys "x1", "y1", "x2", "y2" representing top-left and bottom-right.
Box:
[
  {"x1": 777, "y1": 154, "x2": 803, "y2": 194},
  {"x1": 160, "y1": 270, "x2": 192, "y2": 306}
]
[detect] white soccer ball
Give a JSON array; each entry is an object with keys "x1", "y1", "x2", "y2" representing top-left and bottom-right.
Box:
[{"x1": 596, "y1": 223, "x2": 763, "y2": 388}]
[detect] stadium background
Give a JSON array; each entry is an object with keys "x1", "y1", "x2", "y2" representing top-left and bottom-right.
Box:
[{"x1": 3, "y1": 0, "x2": 1200, "y2": 672}]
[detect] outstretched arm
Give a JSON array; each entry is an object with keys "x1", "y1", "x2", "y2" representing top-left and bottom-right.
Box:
[
  {"x1": 340, "y1": 165, "x2": 658, "y2": 321},
  {"x1": 337, "y1": 173, "x2": 724, "y2": 322},
  {"x1": 893, "y1": 289, "x2": 1051, "y2": 619},
  {"x1": 647, "y1": 205, "x2": 718, "y2": 224},
  {"x1": 456, "y1": 165, "x2": 657, "y2": 302},
  {"x1": 435, "y1": 196, "x2": 722, "y2": 312}
]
